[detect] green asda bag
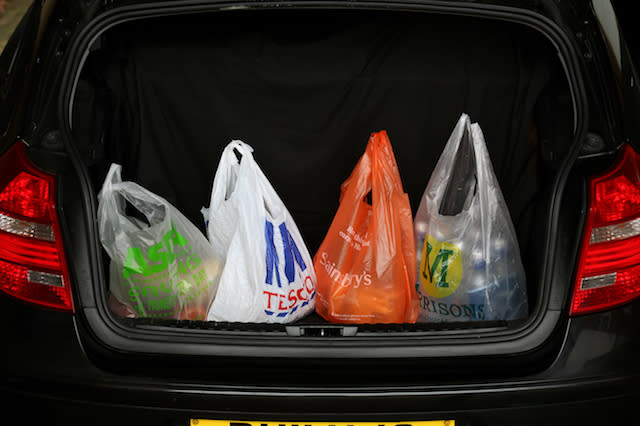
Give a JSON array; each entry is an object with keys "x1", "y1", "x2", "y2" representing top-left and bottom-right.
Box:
[{"x1": 98, "y1": 164, "x2": 222, "y2": 320}]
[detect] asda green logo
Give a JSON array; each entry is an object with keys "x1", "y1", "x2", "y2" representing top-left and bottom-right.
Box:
[
  {"x1": 121, "y1": 223, "x2": 210, "y2": 318},
  {"x1": 123, "y1": 223, "x2": 200, "y2": 279},
  {"x1": 420, "y1": 235, "x2": 463, "y2": 298}
]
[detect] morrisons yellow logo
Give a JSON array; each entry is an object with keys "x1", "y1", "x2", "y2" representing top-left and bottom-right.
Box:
[{"x1": 420, "y1": 235, "x2": 463, "y2": 299}]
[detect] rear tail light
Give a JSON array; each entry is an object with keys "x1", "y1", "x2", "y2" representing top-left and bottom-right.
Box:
[
  {"x1": 0, "y1": 142, "x2": 73, "y2": 312},
  {"x1": 572, "y1": 144, "x2": 640, "y2": 315}
]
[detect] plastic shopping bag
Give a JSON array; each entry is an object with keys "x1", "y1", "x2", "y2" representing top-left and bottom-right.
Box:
[
  {"x1": 414, "y1": 114, "x2": 528, "y2": 322},
  {"x1": 202, "y1": 141, "x2": 316, "y2": 323},
  {"x1": 314, "y1": 131, "x2": 418, "y2": 324},
  {"x1": 98, "y1": 164, "x2": 222, "y2": 320}
]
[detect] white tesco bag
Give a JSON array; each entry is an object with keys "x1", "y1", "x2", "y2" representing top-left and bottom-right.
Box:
[
  {"x1": 414, "y1": 114, "x2": 528, "y2": 322},
  {"x1": 98, "y1": 164, "x2": 223, "y2": 320},
  {"x1": 202, "y1": 141, "x2": 316, "y2": 323}
]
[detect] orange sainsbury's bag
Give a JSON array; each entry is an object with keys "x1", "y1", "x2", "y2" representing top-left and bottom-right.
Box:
[{"x1": 314, "y1": 131, "x2": 418, "y2": 324}]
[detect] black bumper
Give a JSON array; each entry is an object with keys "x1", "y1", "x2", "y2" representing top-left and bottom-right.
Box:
[
  {"x1": 3, "y1": 374, "x2": 637, "y2": 426},
  {"x1": 2, "y1": 300, "x2": 639, "y2": 426}
]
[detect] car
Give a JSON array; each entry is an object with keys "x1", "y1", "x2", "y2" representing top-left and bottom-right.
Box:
[{"x1": 0, "y1": 0, "x2": 638, "y2": 425}]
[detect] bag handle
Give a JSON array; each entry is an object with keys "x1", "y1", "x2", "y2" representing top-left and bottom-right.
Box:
[
  {"x1": 97, "y1": 164, "x2": 124, "y2": 253},
  {"x1": 100, "y1": 165, "x2": 168, "y2": 225},
  {"x1": 227, "y1": 140, "x2": 255, "y2": 161},
  {"x1": 338, "y1": 139, "x2": 372, "y2": 206},
  {"x1": 98, "y1": 164, "x2": 132, "y2": 224},
  {"x1": 369, "y1": 131, "x2": 410, "y2": 276},
  {"x1": 207, "y1": 140, "x2": 256, "y2": 208},
  {"x1": 219, "y1": 140, "x2": 255, "y2": 171},
  {"x1": 470, "y1": 123, "x2": 518, "y2": 239},
  {"x1": 438, "y1": 123, "x2": 477, "y2": 216},
  {"x1": 340, "y1": 131, "x2": 403, "y2": 207},
  {"x1": 428, "y1": 114, "x2": 474, "y2": 208},
  {"x1": 97, "y1": 164, "x2": 170, "y2": 258},
  {"x1": 370, "y1": 130, "x2": 405, "y2": 194},
  {"x1": 97, "y1": 163, "x2": 123, "y2": 201}
]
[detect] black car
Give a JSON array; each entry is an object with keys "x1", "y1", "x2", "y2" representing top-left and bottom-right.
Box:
[{"x1": 1, "y1": 1, "x2": 638, "y2": 425}]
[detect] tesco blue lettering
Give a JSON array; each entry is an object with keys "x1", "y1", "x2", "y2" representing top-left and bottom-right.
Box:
[
  {"x1": 264, "y1": 220, "x2": 308, "y2": 287},
  {"x1": 263, "y1": 220, "x2": 315, "y2": 316}
]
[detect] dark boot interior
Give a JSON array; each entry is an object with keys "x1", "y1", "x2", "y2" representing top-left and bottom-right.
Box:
[{"x1": 70, "y1": 9, "x2": 574, "y2": 327}]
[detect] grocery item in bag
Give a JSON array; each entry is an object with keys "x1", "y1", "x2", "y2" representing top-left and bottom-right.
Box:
[
  {"x1": 314, "y1": 131, "x2": 418, "y2": 324},
  {"x1": 98, "y1": 164, "x2": 222, "y2": 320},
  {"x1": 202, "y1": 140, "x2": 316, "y2": 323},
  {"x1": 414, "y1": 114, "x2": 528, "y2": 322},
  {"x1": 108, "y1": 292, "x2": 138, "y2": 318}
]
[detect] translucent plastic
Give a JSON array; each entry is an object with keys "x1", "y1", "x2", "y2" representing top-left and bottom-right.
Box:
[
  {"x1": 98, "y1": 164, "x2": 222, "y2": 320},
  {"x1": 314, "y1": 131, "x2": 418, "y2": 324},
  {"x1": 414, "y1": 114, "x2": 528, "y2": 322},
  {"x1": 202, "y1": 141, "x2": 317, "y2": 323}
]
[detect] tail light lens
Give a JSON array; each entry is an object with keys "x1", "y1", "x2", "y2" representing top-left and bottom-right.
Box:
[
  {"x1": 572, "y1": 144, "x2": 640, "y2": 315},
  {"x1": 0, "y1": 142, "x2": 73, "y2": 312}
]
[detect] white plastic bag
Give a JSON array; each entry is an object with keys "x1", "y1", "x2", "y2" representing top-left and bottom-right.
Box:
[
  {"x1": 414, "y1": 114, "x2": 528, "y2": 322},
  {"x1": 202, "y1": 140, "x2": 316, "y2": 323},
  {"x1": 98, "y1": 164, "x2": 222, "y2": 320}
]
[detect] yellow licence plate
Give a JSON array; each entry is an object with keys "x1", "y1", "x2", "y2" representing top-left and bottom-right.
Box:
[{"x1": 191, "y1": 421, "x2": 454, "y2": 426}]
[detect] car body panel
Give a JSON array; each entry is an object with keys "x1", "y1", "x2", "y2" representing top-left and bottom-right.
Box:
[{"x1": 0, "y1": 1, "x2": 638, "y2": 425}]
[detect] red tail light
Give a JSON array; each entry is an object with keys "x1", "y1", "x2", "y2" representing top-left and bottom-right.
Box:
[
  {"x1": 572, "y1": 144, "x2": 640, "y2": 315},
  {"x1": 0, "y1": 142, "x2": 73, "y2": 312}
]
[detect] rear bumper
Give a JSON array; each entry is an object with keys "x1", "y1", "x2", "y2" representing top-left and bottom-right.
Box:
[
  {"x1": 3, "y1": 374, "x2": 637, "y2": 426},
  {"x1": 2, "y1": 298, "x2": 639, "y2": 426}
]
